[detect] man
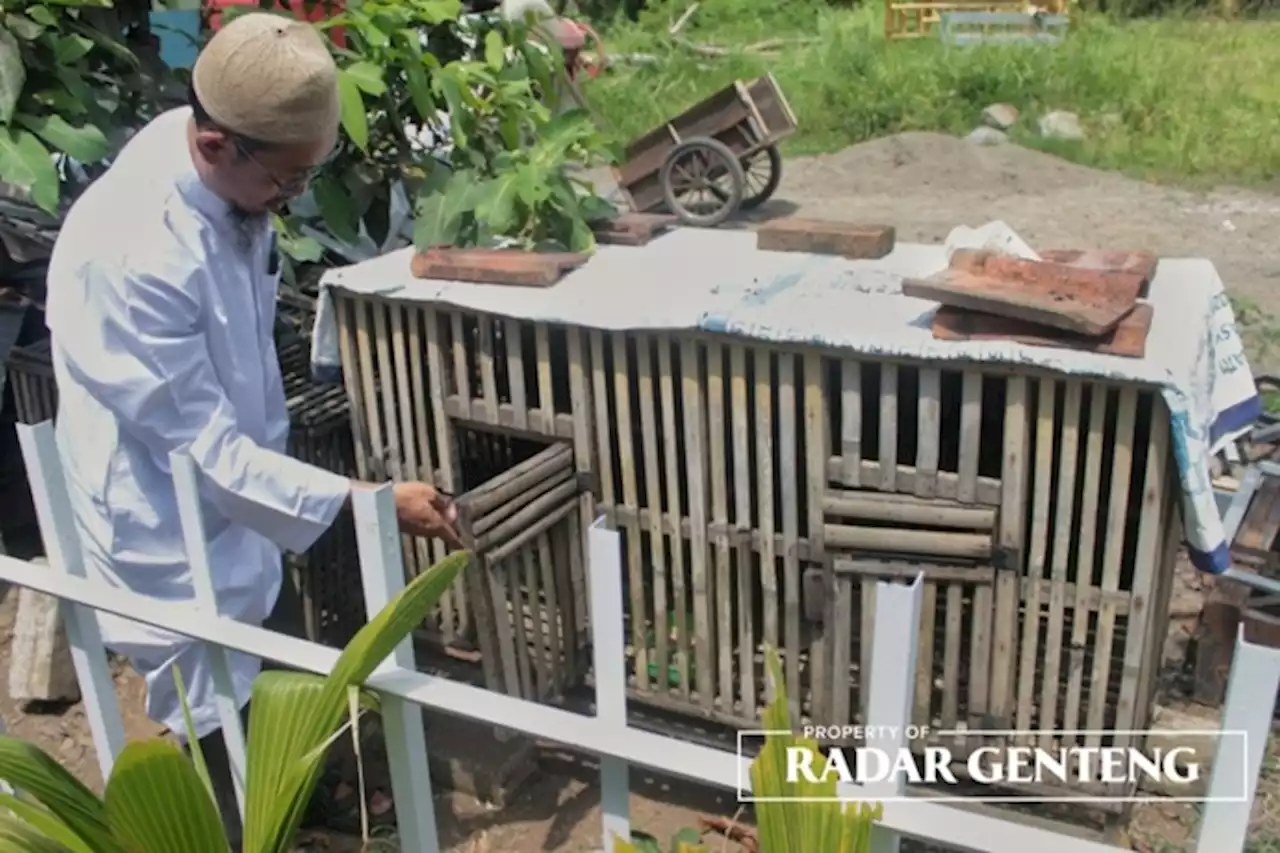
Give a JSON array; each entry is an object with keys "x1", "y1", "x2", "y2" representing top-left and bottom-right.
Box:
[{"x1": 44, "y1": 11, "x2": 459, "y2": 845}]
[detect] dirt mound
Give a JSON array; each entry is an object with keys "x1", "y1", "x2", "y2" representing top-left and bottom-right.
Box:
[{"x1": 796, "y1": 131, "x2": 1124, "y2": 197}]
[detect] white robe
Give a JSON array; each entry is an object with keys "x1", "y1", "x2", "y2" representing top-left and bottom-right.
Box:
[{"x1": 44, "y1": 107, "x2": 352, "y2": 740}]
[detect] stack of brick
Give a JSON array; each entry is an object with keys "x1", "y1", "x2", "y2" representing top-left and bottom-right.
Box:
[{"x1": 902, "y1": 248, "x2": 1160, "y2": 358}]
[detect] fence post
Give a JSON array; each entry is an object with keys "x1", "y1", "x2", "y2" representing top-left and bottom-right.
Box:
[
  {"x1": 589, "y1": 517, "x2": 630, "y2": 851},
  {"x1": 1195, "y1": 624, "x2": 1280, "y2": 853},
  {"x1": 866, "y1": 573, "x2": 924, "y2": 853},
  {"x1": 169, "y1": 451, "x2": 249, "y2": 817},
  {"x1": 16, "y1": 422, "x2": 125, "y2": 779},
  {"x1": 351, "y1": 485, "x2": 440, "y2": 853}
]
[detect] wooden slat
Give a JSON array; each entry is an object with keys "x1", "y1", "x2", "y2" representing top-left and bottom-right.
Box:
[
  {"x1": 1085, "y1": 387, "x2": 1137, "y2": 749},
  {"x1": 708, "y1": 344, "x2": 734, "y2": 711},
  {"x1": 506, "y1": 319, "x2": 528, "y2": 430},
  {"x1": 637, "y1": 334, "x2": 668, "y2": 695},
  {"x1": 613, "y1": 334, "x2": 646, "y2": 692},
  {"x1": 942, "y1": 582, "x2": 963, "y2": 731},
  {"x1": 730, "y1": 344, "x2": 756, "y2": 716},
  {"x1": 916, "y1": 367, "x2": 942, "y2": 498},
  {"x1": 659, "y1": 337, "x2": 691, "y2": 700},
  {"x1": 1016, "y1": 379, "x2": 1056, "y2": 744},
  {"x1": 426, "y1": 310, "x2": 467, "y2": 638},
  {"x1": 1062, "y1": 386, "x2": 1106, "y2": 743},
  {"x1": 682, "y1": 338, "x2": 714, "y2": 713},
  {"x1": 879, "y1": 364, "x2": 899, "y2": 491},
  {"x1": 450, "y1": 312, "x2": 471, "y2": 417},
  {"x1": 826, "y1": 458, "x2": 1002, "y2": 506},
  {"x1": 590, "y1": 331, "x2": 615, "y2": 525},
  {"x1": 915, "y1": 582, "x2": 937, "y2": 739},
  {"x1": 804, "y1": 353, "x2": 829, "y2": 718},
  {"x1": 841, "y1": 360, "x2": 862, "y2": 486},
  {"x1": 778, "y1": 352, "x2": 802, "y2": 718},
  {"x1": 509, "y1": 555, "x2": 534, "y2": 698},
  {"x1": 477, "y1": 318, "x2": 499, "y2": 423},
  {"x1": 755, "y1": 348, "x2": 779, "y2": 676},
  {"x1": 536, "y1": 325, "x2": 554, "y2": 424},
  {"x1": 1040, "y1": 380, "x2": 1081, "y2": 747},
  {"x1": 537, "y1": 532, "x2": 564, "y2": 697},
  {"x1": 832, "y1": 576, "x2": 854, "y2": 726},
  {"x1": 991, "y1": 376, "x2": 1029, "y2": 729},
  {"x1": 566, "y1": 328, "x2": 593, "y2": 640},
  {"x1": 1114, "y1": 399, "x2": 1170, "y2": 747}
]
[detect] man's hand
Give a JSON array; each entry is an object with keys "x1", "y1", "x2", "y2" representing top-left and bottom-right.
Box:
[
  {"x1": 350, "y1": 480, "x2": 464, "y2": 549},
  {"x1": 392, "y1": 482, "x2": 463, "y2": 549}
]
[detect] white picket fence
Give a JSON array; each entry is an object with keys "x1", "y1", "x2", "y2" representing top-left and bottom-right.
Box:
[{"x1": 0, "y1": 418, "x2": 1272, "y2": 853}]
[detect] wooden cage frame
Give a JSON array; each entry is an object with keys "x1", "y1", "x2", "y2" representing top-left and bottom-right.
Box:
[{"x1": 332, "y1": 290, "x2": 1179, "y2": 796}]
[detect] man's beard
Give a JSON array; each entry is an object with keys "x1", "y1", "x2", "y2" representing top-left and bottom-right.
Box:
[{"x1": 228, "y1": 205, "x2": 269, "y2": 251}]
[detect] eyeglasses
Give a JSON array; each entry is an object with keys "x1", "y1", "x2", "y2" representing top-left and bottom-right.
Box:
[{"x1": 234, "y1": 138, "x2": 330, "y2": 194}]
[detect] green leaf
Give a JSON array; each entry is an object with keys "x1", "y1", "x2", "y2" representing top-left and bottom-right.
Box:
[
  {"x1": 171, "y1": 665, "x2": 217, "y2": 809},
  {"x1": 567, "y1": 214, "x2": 595, "y2": 253},
  {"x1": 670, "y1": 827, "x2": 703, "y2": 852},
  {"x1": 0, "y1": 128, "x2": 59, "y2": 214},
  {"x1": 0, "y1": 792, "x2": 93, "y2": 853},
  {"x1": 25, "y1": 6, "x2": 57, "y2": 26},
  {"x1": 0, "y1": 814, "x2": 73, "y2": 853},
  {"x1": 39, "y1": 0, "x2": 112, "y2": 7},
  {"x1": 63, "y1": 21, "x2": 137, "y2": 67},
  {"x1": 242, "y1": 553, "x2": 467, "y2": 853},
  {"x1": 15, "y1": 114, "x2": 108, "y2": 164},
  {"x1": 280, "y1": 233, "x2": 324, "y2": 263},
  {"x1": 404, "y1": 63, "x2": 435, "y2": 126},
  {"x1": 103, "y1": 741, "x2": 228, "y2": 853},
  {"x1": 4, "y1": 14, "x2": 45, "y2": 40},
  {"x1": 414, "y1": 171, "x2": 481, "y2": 250},
  {"x1": 628, "y1": 830, "x2": 662, "y2": 853},
  {"x1": 342, "y1": 61, "x2": 386, "y2": 96},
  {"x1": 577, "y1": 193, "x2": 617, "y2": 224},
  {"x1": 52, "y1": 34, "x2": 93, "y2": 64},
  {"x1": 0, "y1": 27, "x2": 25, "y2": 125},
  {"x1": 475, "y1": 174, "x2": 519, "y2": 235},
  {"x1": 313, "y1": 175, "x2": 360, "y2": 246},
  {"x1": 483, "y1": 29, "x2": 505, "y2": 71},
  {"x1": 0, "y1": 738, "x2": 123, "y2": 853},
  {"x1": 432, "y1": 76, "x2": 466, "y2": 148},
  {"x1": 335, "y1": 70, "x2": 368, "y2": 151}
]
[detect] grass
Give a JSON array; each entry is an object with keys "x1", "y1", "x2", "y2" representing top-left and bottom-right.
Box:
[{"x1": 586, "y1": 0, "x2": 1280, "y2": 186}]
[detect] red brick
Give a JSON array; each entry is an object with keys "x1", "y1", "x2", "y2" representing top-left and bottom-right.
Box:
[
  {"x1": 592, "y1": 213, "x2": 679, "y2": 246},
  {"x1": 931, "y1": 302, "x2": 1154, "y2": 358},
  {"x1": 410, "y1": 249, "x2": 590, "y2": 287},
  {"x1": 756, "y1": 219, "x2": 895, "y2": 259},
  {"x1": 905, "y1": 251, "x2": 1145, "y2": 336},
  {"x1": 1039, "y1": 248, "x2": 1160, "y2": 296}
]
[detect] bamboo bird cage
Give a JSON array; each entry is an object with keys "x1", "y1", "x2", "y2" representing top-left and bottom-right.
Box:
[{"x1": 330, "y1": 286, "x2": 1180, "y2": 800}]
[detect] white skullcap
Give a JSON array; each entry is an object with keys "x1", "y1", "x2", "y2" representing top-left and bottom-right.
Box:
[{"x1": 192, "y1": 12, "x2": 339, "y2": 145}]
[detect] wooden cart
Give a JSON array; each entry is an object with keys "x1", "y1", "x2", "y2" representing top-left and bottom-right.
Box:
[{"x1": 611, "y1": 74, "x2": 798, "y2": 228}]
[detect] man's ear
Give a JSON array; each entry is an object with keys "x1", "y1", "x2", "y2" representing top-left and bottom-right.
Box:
[{"x1": 193, "y1": 128, "x2": 235, "y2": 165}]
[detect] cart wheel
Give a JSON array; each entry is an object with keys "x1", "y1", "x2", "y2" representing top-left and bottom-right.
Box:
[
  {"x1": 659, "y1": 137, "x2": 745, "y2": 228},
  {"x1": 739, "y1": 145, "x2": 783, "y2": 211}
]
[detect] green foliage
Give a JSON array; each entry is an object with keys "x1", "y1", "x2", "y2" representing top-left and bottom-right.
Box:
[
  {"x1": 0, "y1": 550, "x2": 469, "y2": 853},
  {"x1": 591, "y1": 3, "x2": 1280, "y2": 187},
  {"x1": 263, "y1": 0, "x2": 616, "y2": 270},
  {"x1": 0, "y1": 0, "x2": 177, "y2": 213},
  {"x1": 616, "y1": 647, "x2": 882, "y2": 853}
]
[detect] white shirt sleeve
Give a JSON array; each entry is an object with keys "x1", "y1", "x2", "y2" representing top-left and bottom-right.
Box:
[{"x1": 56, "y1": 257, "x2": 352, "y2": 554}]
